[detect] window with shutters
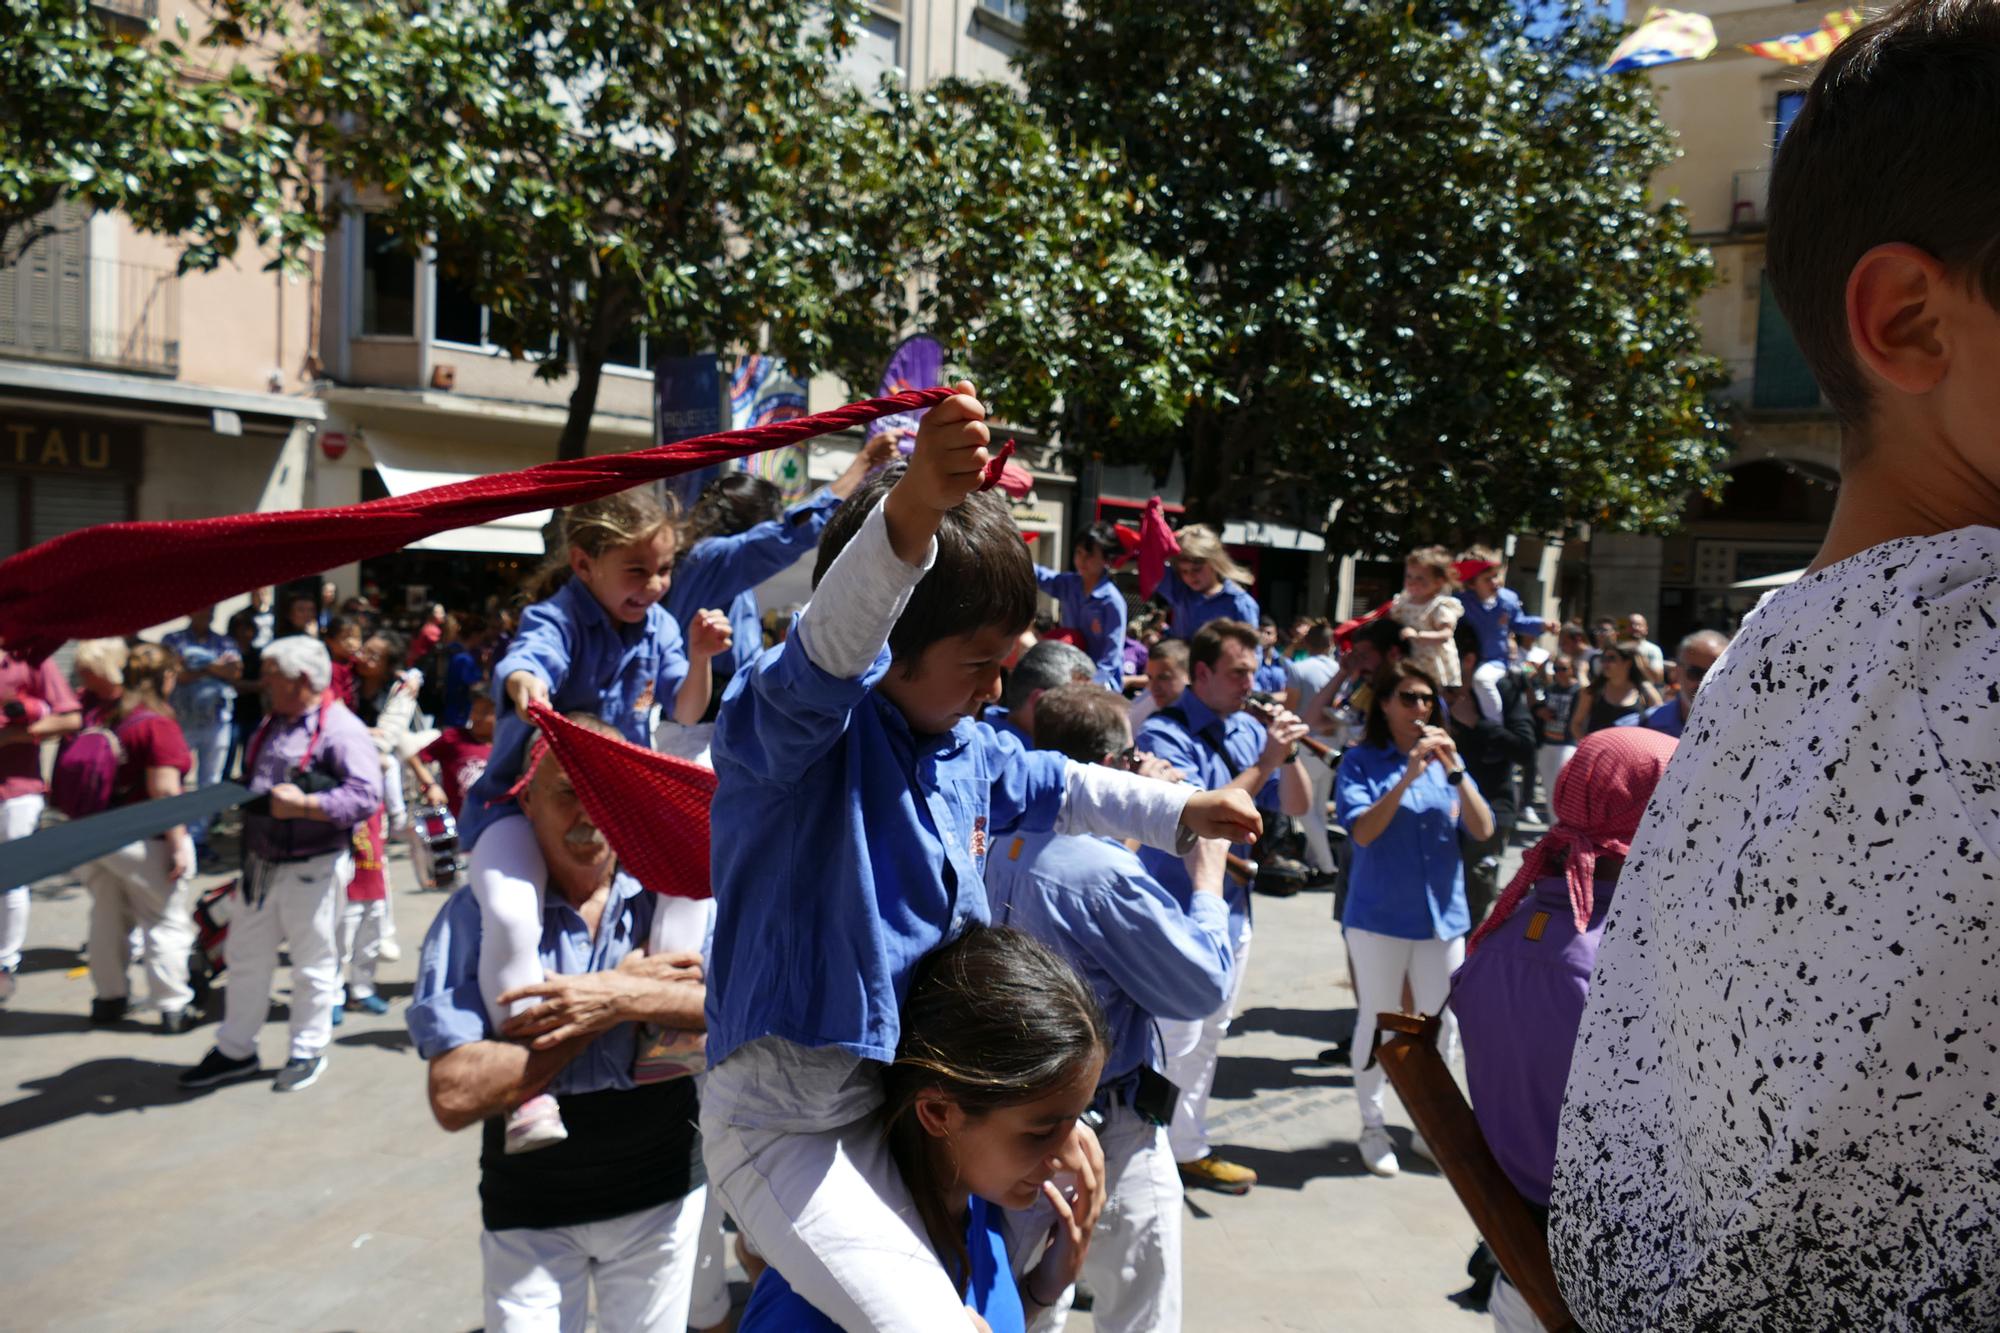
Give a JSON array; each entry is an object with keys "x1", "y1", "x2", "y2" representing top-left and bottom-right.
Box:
[
  {"x1": 359, "y1": 215, "x2": 418, "y2": 337},
  {"x1": 0, "y1": 202, "x2": 180, "y2": 374}
]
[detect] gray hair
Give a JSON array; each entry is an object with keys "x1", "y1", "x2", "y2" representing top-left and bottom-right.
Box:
[
  {"x1": 1002, "y1": 640, "x2": 1096, "y2": 710},
  {"x1": 261, "y1": 634, "x2": 332, "y2": 692},
  {"x1": 1677, "y1": 629, "x2": 1730, "y2": 659}
]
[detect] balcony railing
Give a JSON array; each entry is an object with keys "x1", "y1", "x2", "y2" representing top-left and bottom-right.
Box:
[
  {"x1": 0, "y1": 255, "x2": 181, "y2": 377},
  {"x1": 1730, "y1": 168, "x2": 1771, "y2": 232}
]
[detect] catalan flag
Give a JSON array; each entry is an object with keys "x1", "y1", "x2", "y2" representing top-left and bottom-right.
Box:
[
  {"x1": 1742, "y1": 8, "x2": 1863, "y2": 62},
  {"x1": 1604, "y1": 7, "x2": 1719, "y2": 72}
]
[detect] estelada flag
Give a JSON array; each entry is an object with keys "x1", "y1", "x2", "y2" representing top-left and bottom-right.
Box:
[
  {"x1": 1741, "y1": 8, "x2": 1861, "y2": 63},
  {"x1": 1603, "y1": 6, "x2": 1718, "y2": 72}
]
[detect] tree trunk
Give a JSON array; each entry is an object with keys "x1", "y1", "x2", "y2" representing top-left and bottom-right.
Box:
[{"x1": 556, "y1": 349, "x2": 606, "y2": 462}]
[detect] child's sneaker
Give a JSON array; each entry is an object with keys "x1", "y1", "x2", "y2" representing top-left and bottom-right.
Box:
[
  {"x1": 505, "y1": 1094, "x2": 568, "y2": 1154},
  {"x1": 632, "y1": 1024, "x2": 706, "y2": 1084}
]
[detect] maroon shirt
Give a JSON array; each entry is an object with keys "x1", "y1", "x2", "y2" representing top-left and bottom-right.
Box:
[
  {"x1": 82, "y1": 700, "x2": 193, "y2": 807},
  {"x1": 0, "y1": 653, "x2": 82, "y2": 800},
  {"x1": 417, "y1": 728, "x2": 491, "y2": 818}
]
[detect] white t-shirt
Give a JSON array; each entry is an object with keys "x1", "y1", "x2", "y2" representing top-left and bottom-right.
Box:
[{"x1": 1550, "y1": 528, "x2": 2000, "y2": 1329}]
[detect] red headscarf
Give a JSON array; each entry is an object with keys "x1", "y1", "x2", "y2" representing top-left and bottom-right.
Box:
[{"x1": 1467, "y1": 726, "x2": 1677, "y2": 952}]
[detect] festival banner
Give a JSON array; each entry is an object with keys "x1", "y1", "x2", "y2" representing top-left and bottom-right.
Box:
[
  {"x1": 1741, "y1": 8, "x2": 1861, "y2": 62},
  {"x1": 1603, "y1": 7, "x2": 1718, "y2": 72},
  {"x1": 870, "y1": 334, "x2": 946, "y2": 456},
  {"x1": 654, "y1": 354, "x2": 724, "y2": 510},
  {"x1": 729, "y1": 355, "x2": 812, "y2": 502}
]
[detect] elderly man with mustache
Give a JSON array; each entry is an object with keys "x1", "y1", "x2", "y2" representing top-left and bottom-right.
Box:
[{"x1": 406, "y1": 711, "x2": 712, "y2": 1333}]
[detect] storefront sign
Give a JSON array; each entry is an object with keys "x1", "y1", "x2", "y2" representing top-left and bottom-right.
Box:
[{"x1": 0, "y1": 413, "x2": 143, "y2": 479}]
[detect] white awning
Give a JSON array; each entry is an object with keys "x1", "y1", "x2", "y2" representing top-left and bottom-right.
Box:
[
  {"x1": 1730, "y1": 567, "x2": 1807, "y2": 590},
  {"x1": 366, "y1": 434, "x2": 553, "y2": 556},
  {"x1": 1222, "y1": 519, "x2": 1326, "y2": 553}
]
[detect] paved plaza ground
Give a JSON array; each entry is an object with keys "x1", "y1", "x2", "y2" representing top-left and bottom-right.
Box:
[{"x1": 0, "y1": 833, "x2": 1511, "y2": 1332}]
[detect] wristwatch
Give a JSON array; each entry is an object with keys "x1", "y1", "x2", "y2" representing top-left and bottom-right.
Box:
[{"x1": 1445, "y1": 767, "x2": 1467, "y2": 785}]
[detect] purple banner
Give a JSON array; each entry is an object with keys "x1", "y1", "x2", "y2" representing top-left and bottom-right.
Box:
[{"x1": 870, "y1": 335, "x2": 945, "y2": 454}]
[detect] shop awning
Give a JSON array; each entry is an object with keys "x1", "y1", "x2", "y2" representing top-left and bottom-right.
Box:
[{"x1": 365, "y1": 433, "x2": 553, "y2": 555}]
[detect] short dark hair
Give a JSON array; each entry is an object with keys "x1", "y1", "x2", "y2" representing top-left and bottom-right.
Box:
[
  {"x1": 1149, "y1": 638, "x2": 1189, "y2": 672},
  {"x1": 1302, "y1": 622, "x2": 1334, "y2": 655},
  {"x1": 687, "y1": 472, "x2": 785, "y2": 548},
  {"x1": 1352, "y1": 615, "x2": 1404, "y2": 657},
  {"x1": 1453, "y1": 619, "x2": 1481, "y2": 664},
  {"x1": 1189, "y1": 618, "x2": 1258, "y2": 673},
  {"x1": 1766, "y1": 0, "x2": 2000, "y2": 438},
  {"x1": 1362, "y1": 660, "x2": 1443, "y2": 749},
  {"x1": 1032, "y1": 682, "x2": 1130, "y2": 763},
  {"x1": 1074, "y1": 521, "x2": 1123, "y2": 557},
  {"x1": 812, "y1": 464, "x2": 1037, "y2": 663}
]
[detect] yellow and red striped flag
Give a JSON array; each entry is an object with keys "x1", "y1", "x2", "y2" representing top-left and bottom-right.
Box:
[{"x1": 1742, "y1": 8, "x2": 1862, "y2": 62}]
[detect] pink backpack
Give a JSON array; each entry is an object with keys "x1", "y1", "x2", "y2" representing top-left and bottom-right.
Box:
[{"x1": 51, "y1": 724, "x2": 126, "y2": 820}]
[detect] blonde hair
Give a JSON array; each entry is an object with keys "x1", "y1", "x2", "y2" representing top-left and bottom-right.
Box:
[
  {"x1": 73, "y1": 638, "x2": 130, "y2": 689},
  {"x1": 118, "y1": 642, "x2": 176, "y2": 724},
  {"x1": 1406, "y1": 545, "x2": 1458, "y2": 591},
  {"x1": 1175, "y1": 524, "x2": 1253, "y2": 587},
  {"x1": 525, "y1": 488, "x2": 679, "y2": 603}
]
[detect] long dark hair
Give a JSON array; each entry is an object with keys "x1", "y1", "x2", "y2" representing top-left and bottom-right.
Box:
[
  {"x1": 882, "y1": 925, "x2": 1108, "y2": 1292},
  {"x1": 1361, "y1": 659, "x2": 1443, "y2": 750},
  {"x1": 685, "y1": 472, "x2": 784, "y2": 550}
]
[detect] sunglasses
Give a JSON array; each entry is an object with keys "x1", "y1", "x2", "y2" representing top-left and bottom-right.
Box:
[{"x1": 1395, "y1": 689, "x2": 1436, "y2": 708}]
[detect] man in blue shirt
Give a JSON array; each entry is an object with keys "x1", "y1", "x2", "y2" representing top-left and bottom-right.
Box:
[
  {"x1": 409, "y1": 715, "x2": 711, "y2": 1333},
  {"x1": 980, "y1": 639, "x2": 1094, "y2": 748},
  {"x1": 1034, "y1": 522, "x2": 1132, "y2": 690},
  {"x1": 163, "y1": 603, "x2": 242, "y2": 868},
  {"x1": 1642, "y1": 629, "x2": 1727, "y2": 739},
  {"x1": 1136, "y1": 618, "x2": 1311, "y2": 1195},
  {"x1": 989, "y1": 682, "x2": 1235, "y2": 1330},
  {"x1": 666, "y1": 436, "x2": 897, "y2": 713}
]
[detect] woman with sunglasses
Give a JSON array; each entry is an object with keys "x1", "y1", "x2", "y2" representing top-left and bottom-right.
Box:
[
  {"x1": 1332, "y1": 660, "x2": 1495, "y2": 1178},
  {"x1": 1570, "y1": 639, "x2": 1663, "y2": 738}
]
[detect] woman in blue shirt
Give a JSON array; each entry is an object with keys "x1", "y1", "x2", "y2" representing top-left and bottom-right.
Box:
[
  {"x1": 737, "y1": 926, "x2": 1108, "y2": 1333},
  {"x1": 1334, "y1": 659, "x2": 1494, "y2": 1180}
]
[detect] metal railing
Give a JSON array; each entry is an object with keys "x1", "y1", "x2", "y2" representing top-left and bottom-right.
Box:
[
  {"x1": 0, "y1": 254, "x2": 181, "y2": 376},
  {"x1": 1730, "y1": 168, "x2": 1771, "y2": 232}
]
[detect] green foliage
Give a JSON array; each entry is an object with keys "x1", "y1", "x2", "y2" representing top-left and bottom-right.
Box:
[
  {"x1": 1017, "y1": 0, "x2": 1731, "y2": 549},
  {"x1": 0, "y1": 0, "x2": 307, "y2": 270}
]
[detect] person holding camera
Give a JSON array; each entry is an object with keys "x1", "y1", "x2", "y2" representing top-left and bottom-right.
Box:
[
  {"x1": 986, "y1": 682, "x2": 1235, "y2": 1331},
  {"x1": 180, "y1": 635, "x2": 382, "y2": 1094}
]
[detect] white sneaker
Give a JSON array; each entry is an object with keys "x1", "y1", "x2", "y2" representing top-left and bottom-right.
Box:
[
  {"x1": 1359, "y1": 1126, "x2": 1399, "y2": 1177},
  {"x1": 377, "y1": 937, "x2": 402, "y2": 963},
  {"x1": 505, "y1": 1093, "x2": 569, "y2": 1154}
]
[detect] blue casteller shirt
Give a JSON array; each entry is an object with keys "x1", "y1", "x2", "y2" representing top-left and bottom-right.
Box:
[
  {"x1": 406, "y1": 872, "x2": 657, "y2": 1093},
  {"x1": 1641, "y1": 695, "x2": 1687, "y2": 738},
  {"x1": 439, "y1": 643, "x2": 482, "y2": 730},
  {"x1": 1254, "y1": 650, "x2": 1290, "y2": 694},
  {"x1": 460, "y1": 578, "x2": 690, "y2": 849},
  {"x1": 1134, "y1": 693, "x2": 1282, "y2": 936},
  {"x1": 738, "y1": 1194, "x2": 1023, "y2": 1333},
  {"x1": 668, "y1": 488, "x2": 844, "y2": 680},
  {"x1": 988, "y1": 829, "x2": 1233, "y2": 1083},
  {"x1": 706, "y1": 636, "x2": 1072, "y2": 1067},
  {"x1": 981, "y1": 703, "x2": 1031, "y2": 750},
  {"x1": 1455, "y1": 587, "x2": 1547, "y2": 665},
  {"x1": 1035, "y1": 566, "x2": 1129, "y2": 690},
  {"x1": 1334, "y1": 744, "x2": 1475, "y2": 940},
  {"x1": 1157, "y1": 568, "x2": 1260, "y2": 641}
]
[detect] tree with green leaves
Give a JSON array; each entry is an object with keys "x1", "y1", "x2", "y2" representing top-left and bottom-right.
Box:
[
  {"x1": 1017, "y1": 0, "x2": 1730, "y2": 551},
  {"x1": 0, "y1": 0, "x2": 308, "y2": 271}
]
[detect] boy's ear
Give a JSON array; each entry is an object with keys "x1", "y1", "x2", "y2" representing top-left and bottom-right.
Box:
[{"x1": 1847, "y1": 242, "x2": 1951, "y2": 397}]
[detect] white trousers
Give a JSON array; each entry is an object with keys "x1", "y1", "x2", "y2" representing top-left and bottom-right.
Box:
[
  {"x1": 337, "y1": 897, "x2": 387, "y2": 1001},
  {"x1": 83, "y1": 838, "x2": 196, "y2": 1013},
  {"x1": 482, "y1": 1189, "x2": 704, "y2": 1333},
  {"x1": 1535, "y1": 745, "x2": 1573, "y2": 822},
  {"x1": 1299, "y1": 752, "x2": 1338, "y2": 873},
  {"x1": 1159, "y1": 922, "x2": 1252, "y2": 1163},
  {"x1": 218, "y1": 850, "x2": 349, "y2": 1062},
  {"x1": 1043, "y1": 1104, "x2": 1183, "y2": 1333},
  {"x1": 472, "y1": 815, "x2": 550, "y2": 1030},
  {"x1": 1346, "y1": 926, "x2": 1462, "y2": 1130},
  {"x1": 686, "y1": 1176, "x2": 732, "y2": 1330},
  {"x1": 1, "y1": 793, "x2": 44, "y2": 972},
  {"x1": 1471, "y1": 661, "x2": 1508, "y2": 724},
  {"x1": 700, "y1": 1040, "x2": 969, "y2": 1332},
  {"x1": 1488, "y1": 1273, "x2": 1540, "y2": 1333}
]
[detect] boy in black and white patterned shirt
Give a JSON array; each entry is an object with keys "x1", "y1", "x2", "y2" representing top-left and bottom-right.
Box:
[{"x1": 1549, "y1": 3, "x2": 2000, "y2": 1329}]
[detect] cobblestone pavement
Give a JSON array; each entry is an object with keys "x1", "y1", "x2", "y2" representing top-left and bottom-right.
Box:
[{"x1": 0, "y1": 828, "x2": 1521, "y2": 1332}]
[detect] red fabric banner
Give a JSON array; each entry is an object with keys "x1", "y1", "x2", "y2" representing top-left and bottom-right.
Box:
[{"x1": 0, "y1": 386, "x2": 968, "y2": 662}]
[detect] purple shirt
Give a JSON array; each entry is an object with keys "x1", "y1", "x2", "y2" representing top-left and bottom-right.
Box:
[
  {"x1": 241, "y1": 699, "x2": 382, "y2": 862},
  {"x1": 1448, "y1": 874, "x2": 1615, "y2": 1207}
]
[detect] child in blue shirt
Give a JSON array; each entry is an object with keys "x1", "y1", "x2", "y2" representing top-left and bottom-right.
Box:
[
  {"x1": 704, "y1": 383, "x2": 1260, "y2": 1332},
  {"x1": 1155, "y1": 523, "x2": 1260, "y2": 640},
  {"x1": 736, "y1": 924, "x2": 1107, "y2": 1333},
  {"x1": 1454, "y1": 545, "x2": 1545, "y2": 723},
  {"x1": 1034, "y1": 522, "x2": 1131, "y2": 691},
  {"x1": 458, "y1": 490, "x2": 732, "y2": 1156}
]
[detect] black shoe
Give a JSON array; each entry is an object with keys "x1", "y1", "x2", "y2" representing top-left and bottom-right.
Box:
[
  {"x1": 272, "y1": 1055, "x2": 326, "y2": 1093},
  {"x1": 159, "y1": 1007, "x2": 197, "y2": 1035},
  {"x1": 1317, "y1": 1041, "x2": 1351, "y2": 1066},
  {"x1": 179, "y1": 1046, "x2": 261, "y2": 1089},
  {"x1": 89, "y1": 998, "x2": 129, "y2": 1027}
]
